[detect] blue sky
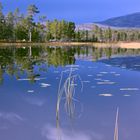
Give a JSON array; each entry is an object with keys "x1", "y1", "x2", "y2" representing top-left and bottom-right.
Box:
[{"x1": 1, "y1": 0, "x2": 140, "y2": 23}]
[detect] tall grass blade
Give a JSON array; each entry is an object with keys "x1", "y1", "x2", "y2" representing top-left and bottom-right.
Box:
[{"x1": 114, "y1": 107, "x2": 119, "y2": 140}]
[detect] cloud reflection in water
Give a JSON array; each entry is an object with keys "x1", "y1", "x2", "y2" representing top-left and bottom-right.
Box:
[{"x1": 42, "y1": 125, "x2": 103, "y2": 140}]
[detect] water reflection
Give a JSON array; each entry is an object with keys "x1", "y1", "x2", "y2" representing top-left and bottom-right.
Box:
[
  {"x1": 0, "y1": 46, "x2": 140, "y2": 84},
  {"x1": 100, "y1": 56, "x2": 140, "y2": 71},
  {"x1": 42, "y1": 124, "x2": 103, "y2": 140},
  {"x1": 0, "y1": 45, "x2": 140, "y2": 140}
]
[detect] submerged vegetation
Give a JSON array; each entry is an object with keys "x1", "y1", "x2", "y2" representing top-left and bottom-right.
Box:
[{"x1": 0, "y1": 2, "x2": 140, "y2": 43}]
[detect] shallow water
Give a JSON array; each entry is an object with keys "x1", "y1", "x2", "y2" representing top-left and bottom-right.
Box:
[{"x1": 0, "y1": 46, "x2": 140, "y2": 140}]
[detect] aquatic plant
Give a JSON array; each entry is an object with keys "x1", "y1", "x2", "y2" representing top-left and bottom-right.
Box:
[
  {"x1": 56, "y1": 67, "x2": 83, "y2": 119},
  {"x1": 114, "y1": 107, "x2": 119, "y2": 140},
  {"x1": 56, "y1": 66, "x2": 83, "y2": 139}
]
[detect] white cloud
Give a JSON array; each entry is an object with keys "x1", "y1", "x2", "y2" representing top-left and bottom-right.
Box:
[
  {"x1": 120, "y1": 88, "x2": 139, "y2": 91},
  {"x1": 41, "y1": 125, "x2": 103, "y2": 140},
  {"x1": 27, "y1": 90, "x2": 34, "y2": 93},
  {"x1": 99, "y1": 94, "x2": 113, "y2": 97},
  {"x1": 40, "y1": 83, "x2": 51, "y2": 88},
  {"x1": 24, "y1": 98, "x2": 46, "y2": 107},
  {"x1": 0, "y1": 125, "x2": 9, "y2": 130},
  {"x1": 0, "y1": 112, "x2": 24, "y2": 124}
]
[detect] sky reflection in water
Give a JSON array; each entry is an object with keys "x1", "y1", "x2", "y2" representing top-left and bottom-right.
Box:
[{"x1": 0, "y1": 46, "x2": 140, "y2": 140}]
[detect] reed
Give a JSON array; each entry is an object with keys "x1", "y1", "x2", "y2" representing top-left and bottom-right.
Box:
[
  {"x1": 56, "y1": 66, "x2": 83, "y2": 139},
  {"x1": 114, "y1": 107, "x2": 119, "y2": 140}
]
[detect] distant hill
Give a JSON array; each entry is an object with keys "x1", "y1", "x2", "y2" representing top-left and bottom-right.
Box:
[
  {"x1": 76, "y1": 23, "x2": 118, "y2": 31},
  {"x1": 76, "y1": 23, "x2": 94, "y2": 31},
  {"x1": 76, "y1": 12, "x2": 140, "y2": 31},
  {"x1": 97, "y1": 12, "x2": 140, "y2": 28}
]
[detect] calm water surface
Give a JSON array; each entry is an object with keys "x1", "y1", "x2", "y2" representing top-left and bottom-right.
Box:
[{"x1": 0, "y1": 46, "x2": 140, "y2": 140}]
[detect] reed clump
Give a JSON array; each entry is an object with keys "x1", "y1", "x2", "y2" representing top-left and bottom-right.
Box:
[{"x1": 56, "y1": 66, "x2": 83, "y2": 126}]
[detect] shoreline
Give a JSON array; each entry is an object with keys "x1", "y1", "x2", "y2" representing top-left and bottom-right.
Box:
[
  {"x1": 118, "y1": 42, "x2": 140, "y2": 49},
  {"x1": 0, "y1": 42, "x2": 140, "y2": 49}
]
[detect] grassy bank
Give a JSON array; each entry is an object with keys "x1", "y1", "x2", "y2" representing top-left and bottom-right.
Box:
[
  {"x1": 0, "y1": 42, "x2": 119, "y2": 47},
  {"x1": 0, "y1": 42, "x2": 140, "y2": 49},
  {"x1": 118, "y1": 42, "x2": 140, "y2": 49}
]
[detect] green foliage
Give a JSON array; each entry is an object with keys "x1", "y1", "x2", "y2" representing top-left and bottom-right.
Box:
[
  {"x1": 0, "y1": 1, "x2": 140, "y2": 42},
  {"x1": 46, "y1": 19, "x2": 75, "y2": 41},
  {"x1": 0, "y1": 3, "x2": 42, "y2": 42},
  {"x1": 90, "y1": 24, "x2": 140, "y2": 42},
  {"x1": 15, "y1": 24, "x2": 28, "y2": 41}
]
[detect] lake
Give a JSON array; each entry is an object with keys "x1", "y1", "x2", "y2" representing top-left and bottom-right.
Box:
[{"x1": 0, "y1": 45, "x2": 140, "y2": 140}]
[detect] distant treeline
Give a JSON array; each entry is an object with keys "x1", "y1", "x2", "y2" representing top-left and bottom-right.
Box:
[
  {"x1": 0, "y1": 2, "x2": 140, "y2": 42},
  {"x1": 89, "y1": 25, "x2": 140, "y2": 42}
]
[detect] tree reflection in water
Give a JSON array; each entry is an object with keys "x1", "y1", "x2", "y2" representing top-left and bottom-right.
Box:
[{"x1": 0, "y1": 45, "x2": 140, "y2": 84}]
